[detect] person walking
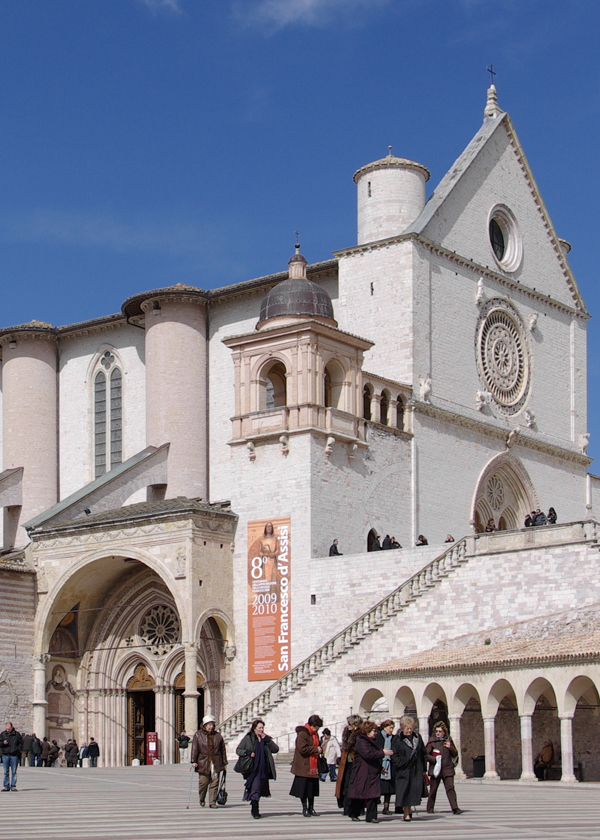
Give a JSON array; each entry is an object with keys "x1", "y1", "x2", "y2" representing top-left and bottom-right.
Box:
[
  {"x1": 20, "y1": 733, "x2": 33, "y2": 767},
  {"x1": 348, "y1": 720, "x2": 393, "y2": 823},
  {"x1": 329, "y1": 540, "x2": 343, "y2": 556},
  {"x1": 191, "y1": 714, "x2": 228, "y2": 808},
  {"x1": 392, "y1": 716, "x2": 427, "y2": 821},
  {"x1": 290, "y1": 714, "x2": 323, "y2": 817},
  {"x1": 177, "y1": 731, "x2": 191, "y2": 764},
  {"x1": 375, "y1": 719, "x2": 395, "y2": 815},
  {"x1": 87, "y1": 737, "x2": 100, "y2": 767},
  {"x1": 31, "y1": 733, "x2": 42, "y2": 767},
  {"x1": 321, "y1": 729, "x2": 340, "y2": 782},
  {"x1": 335, "y1": 714, "x2": 362, "y2": 816},
  {"x1": 425, "y1": 721, "x2": 462, "y2": 814},
  {"x1": 236, "y1": 719, "x2": 279, "y2": 819},
  {"x1": 1, "y1": 722, "x2": 23, "y2": 791}
]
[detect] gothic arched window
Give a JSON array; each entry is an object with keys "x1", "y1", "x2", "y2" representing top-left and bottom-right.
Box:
[
  {"x1": 94, "y1": 351, "x2": 123, "y2": 478},
  {"x1": 396, "y1": 395, "x2": 405, "y2": 431}
]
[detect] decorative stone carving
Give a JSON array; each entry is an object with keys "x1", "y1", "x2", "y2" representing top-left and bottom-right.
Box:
[
  {"x1": 523, "y1": 410, "x2": 535, "y2": 429},
  {"x1": 224, "y1": 645, "x2": 237, "y2": 663},
  {"x1": 325, "y1": 436, "x2": 335, "y2": 457},
  {"x1": 477, "y1": 301, "x2": 530, "y2": 415},
  {"x1": 475, "y1": 389, "x2": 493, "y2": 411},
  {"x1": 348, "y1": 442, "x2": 358, "y2": 461},
  {"x1": 279, "y1": 435, "x2": 289, "y2": 456},
  {"x1": 476, "y1": 277, "x2": 486, "y2": 306},
  {"x1": 140, "y1": 605, "x2": 180, "y2": 656},
  {"x1": 486, "y1": 476, "x2": 505, "y2": 511},
  {"x1": 247, "y1": 441, "x2": 256, "y2": 461},
  {"x1": 506, "y1": 428, "x2": 520, "y2": 449},
  {"x1": 528, "y1": 313, "x2": 538, "y2": 332},
  {"x1": 578, "y1": 433, "x2": 590, "y2": 454},
  {"x1": 174, "y1": 546, "x2": 186, "y2": 579},
  {"x1": 419, "y1": 375, "x2": 432, "y2": 403}
]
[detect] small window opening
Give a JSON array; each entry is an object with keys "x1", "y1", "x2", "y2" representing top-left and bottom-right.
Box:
[
  {"x1": 489, "y1": 218, "x2": 505, "y2": 261},
  {"x1": 368, "y1": 181, "x2": 372, "y2": 197},
  {"x1": 310, "y1": 594, "x2": 316, "y2": 605},
  {"x1": 380, "y1": 392, "x2": 389, "y2": 425},
  {"x1": 396, "y1": 395, "x2": 404, "y2": 431},
  {"x1": 363, "y1": 385, "x2": 372, "y2": 421}
]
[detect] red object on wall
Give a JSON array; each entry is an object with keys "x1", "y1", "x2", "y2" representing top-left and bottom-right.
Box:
[{"x1": 146, "y1": 731, "x2": 158, "y2": 765}]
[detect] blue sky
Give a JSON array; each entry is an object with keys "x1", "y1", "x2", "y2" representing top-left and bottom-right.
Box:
[{"x1": 0, "y1": 0, "x2": 598, "y2": 459}]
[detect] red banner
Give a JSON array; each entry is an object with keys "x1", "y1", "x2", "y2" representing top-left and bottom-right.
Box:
[{"x1": 247, "y1": 517, "x2": 291, "y2": 681}]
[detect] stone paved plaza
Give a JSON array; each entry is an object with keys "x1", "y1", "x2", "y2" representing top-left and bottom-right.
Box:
[{"x1": 2, "y1": 765, "x2": 599, "y2": 840}]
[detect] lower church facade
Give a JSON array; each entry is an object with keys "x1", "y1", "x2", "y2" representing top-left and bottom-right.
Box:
[{"x1": 1, "y1": 87, "x2": 599, "y2": 777}]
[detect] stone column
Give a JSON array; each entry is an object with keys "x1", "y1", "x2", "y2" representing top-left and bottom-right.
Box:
[
  {"x1": 559, "y1": 715, "x2": 577, "y2": 783},
  {"x1": 184, "y1": 643, "x2": 199, "y2": 735},
  {"x1": 32, "y1": 654, "x2": 50, "y2": 737},
  {"x1": 483, "y1": 716, "x2": 500, "y2": 780},
  {"x1": 448, "y1": 714, "x2": 466, "y2": 780},
  {"x1": 519, "y1": 714, "x2": 536, "y2": 781},
  {"x1": 418, "y1": 715, "x2": 429, "y2": 742}
]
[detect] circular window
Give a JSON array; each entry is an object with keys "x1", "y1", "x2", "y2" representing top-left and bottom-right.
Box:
[
  {"x1": 140, "y1": 605, "x2": 180, "y2": 656},
  {"x1": 488, "y1": 205, "x2": 522, "y2": 272},
  {"x1": 477, "y1": 302, "x2": 530, "y2": 414}
]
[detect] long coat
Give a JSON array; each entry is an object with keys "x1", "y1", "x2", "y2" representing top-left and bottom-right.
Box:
[
  {"x1": 392, "y1": 732, "x2": 427, "y2": 807},
  {"x1": 236, "y1": 731, "x2": 279, "y2": 780},
  {"x1": 190, "y1": 727, "x2": 228, "y2": 775},
  {"x1": 290, "y1": 726, "x2": 320, "y2": 778},
  {"x1": 426, "y1": 736, "x2": 458, "y2": 779},
  {"x1": 348, "y1": 734, "x2": 385, "y2": 800}
]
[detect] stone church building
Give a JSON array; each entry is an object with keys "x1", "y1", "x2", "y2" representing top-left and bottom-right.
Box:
[{"x1": 1, "y1": 85, "x2": 599, "y2": 779}]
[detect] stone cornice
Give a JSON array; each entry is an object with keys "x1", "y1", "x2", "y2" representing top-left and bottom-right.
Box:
[
  {"x1": 222, "y1": 318, "x2": 373, "y2": 351},
  {"x1": 411, "y1": 400, "x2": 592, "y2": 466},
  {"x1": 362, "y1": 370, "x2": 412, "y2": 394},
  {"x1": 334, "y1": 232, "x2": 588, "y2": 321}
]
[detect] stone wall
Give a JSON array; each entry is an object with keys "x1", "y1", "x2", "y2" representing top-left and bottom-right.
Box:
[{"x1": 0, "y1": 566, "x2": 35, "y2": 732}]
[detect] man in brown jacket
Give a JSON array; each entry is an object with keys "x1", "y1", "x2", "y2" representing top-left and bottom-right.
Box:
[{"x1": 191, "y1": 715, "x2": 228, "y2": 808}]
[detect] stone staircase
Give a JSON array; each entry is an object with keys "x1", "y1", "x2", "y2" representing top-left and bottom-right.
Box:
[{"x1": 220, "y1": 537, "x2": 469, "y2": 742}]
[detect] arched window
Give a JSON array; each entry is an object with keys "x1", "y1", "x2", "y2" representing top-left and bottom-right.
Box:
[
  {"x1": 367, "y1": 528, "x2": 378, "y2": 552},
  {"x1": 324, "y1": 360, "x2": 345, "y2": 409},
  {"x1": 363, "y1": 385, "x2": 373, "y2": 421},
  {"x1": 94, "y1": 351, "x2": 123, "y2": 478},
  {"x1": 396, "y1": 395, "x2": 404, "y2": 431},
  {"x1": 380, "y1": 390, "x2": 390, "y2": 425},
  {"x1": 261, "y1": 361, "x2": 287, "y2": 410}
]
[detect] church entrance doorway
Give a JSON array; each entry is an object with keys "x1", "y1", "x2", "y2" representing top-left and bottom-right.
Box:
[{"x1": 126, "y1": 664, "x2": 156, "y2": 765}]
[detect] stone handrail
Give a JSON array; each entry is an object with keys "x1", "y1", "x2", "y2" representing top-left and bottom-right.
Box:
[{"x1": 219, "y1": 537, "x2": 469, "y2": 741}]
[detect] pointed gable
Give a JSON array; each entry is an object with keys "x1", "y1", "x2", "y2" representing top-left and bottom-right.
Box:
[{"x1": 407, "y1": 112, "x2": 587, "y2": 313}]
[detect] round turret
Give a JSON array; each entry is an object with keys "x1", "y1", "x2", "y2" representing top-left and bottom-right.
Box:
[
  {"x1": 354, "y1": 150, "x2": 430, "y2": 245},
  {"x1": 257, "y1": 245, "x2": 336, "y2": 329}
]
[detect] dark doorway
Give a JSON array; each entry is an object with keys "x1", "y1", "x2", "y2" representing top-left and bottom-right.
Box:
[
  {"x1": 174, "y1": 688, "x2": 205, "y2": 761},
  {"x1": 127, "y1": 690, "x2": 155, "y2": 765}
]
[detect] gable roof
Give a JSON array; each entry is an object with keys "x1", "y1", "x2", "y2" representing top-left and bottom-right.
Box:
[{"x1": 406, "y1": 111, "x2": 587, "y2": 314}]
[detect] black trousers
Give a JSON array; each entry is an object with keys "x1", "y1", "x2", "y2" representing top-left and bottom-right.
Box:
[
  {"x1": 365, "y1": 799, "x2": 378, "y2": 821},
  {"x1": 427, "y1": 775, "x2": 458, "y2": 811}
]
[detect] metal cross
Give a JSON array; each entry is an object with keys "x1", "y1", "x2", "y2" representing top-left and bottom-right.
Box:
[
  {"x1": 487, "y1": 65, "x2": 497, "y2": 85},
  {"x1": 294, "y1": 230, "x2": 300, "y2": 244}
]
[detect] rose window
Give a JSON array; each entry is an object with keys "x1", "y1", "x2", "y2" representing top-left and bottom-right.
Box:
[
  {"x1": 140, "y1": 605, "x2": 180, "y2": 656},
  {"x1": 486, "y1": 475, "x2": 504, "y2": 511},
  {"x1": 477, "y1": 304, "x2": 529, "y2": 414}
]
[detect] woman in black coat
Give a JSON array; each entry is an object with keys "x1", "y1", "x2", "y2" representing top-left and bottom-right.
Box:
[
  {"x1": 348, "y1": 721, "x2": 393, "y2": 823},
  {"x1": 236, "y1": 719, "x2": 279, "y2": 819},
  {"x1": 391, "y1": 716, "x2": 427, "y2": 821}
]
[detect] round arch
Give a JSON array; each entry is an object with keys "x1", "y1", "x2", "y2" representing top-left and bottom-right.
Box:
[
  {"x1": 522, "y1": 676, "x2": 558, "y2": 716},
  {"x1": 358, "y1": 687, "x2": 386, "y2": 716},
  {"x1": 393, "y1": 686, "x2": 417, "y2": 717},
  {"x1": 323, "y1": 357, "x2": 348, "y2": 410},
  {"x1": 452, "y1": 683, "x2": 482, "y2": 716},
  {"x1": 472, "y1": 452, "x2": 538, "y2": 532},
  {"x1": 563, "y1": 675, "x2": 600, "y2": 717},
  {"x1": 485, "y1": 678, "x2": 519, "y2": 717},
  {"x1": 420, "y1": 682, "x2": 448, "y2": 717}
]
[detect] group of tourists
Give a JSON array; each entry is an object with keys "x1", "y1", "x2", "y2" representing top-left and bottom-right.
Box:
[
  {"x1": 0, "y1": 722, "x2": 100, "y2": 787},
  {"x1": 524, "y1": 507, "x2": 557, "y2": 527},
  {"x1": 189, "y1": 712, "x2": 463, "y2": 821}
]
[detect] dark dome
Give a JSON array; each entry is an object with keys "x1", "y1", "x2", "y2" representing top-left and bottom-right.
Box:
[{"x1": 259, "y1": 276, "x2": 335, "y2": 323}]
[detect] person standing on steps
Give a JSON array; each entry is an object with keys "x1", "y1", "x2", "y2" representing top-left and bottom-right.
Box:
[
  {"x1": 191, "y1": 715, "x2": 228, "y2": 809},
  {"x1": 425, "y1": 721, "x2": 463, "y2": 814},
  {"x1": 290, "y1": 714, "x2": 324, "y2": 817},
  {"x1": 177, "y1": 731, "x2": 190, "y2": 764},
  {"x1": 87, "y1": 737, "x2": 100, "y2": 767},
  {"x1": 1, "y1": 722, "x2": 22, "y2": 791},
  {"x1": 236, "y1": 718, "x2": 279, "y2": 819}
]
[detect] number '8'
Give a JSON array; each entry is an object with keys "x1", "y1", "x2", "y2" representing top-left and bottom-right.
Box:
[{"x1": 251, "y1": 556, "x2": 264, "y2": 579}]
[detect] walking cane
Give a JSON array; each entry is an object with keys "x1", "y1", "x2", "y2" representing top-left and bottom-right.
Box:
[{"x1": 186, "y1": 765, "x2": 195, "y2": 809}]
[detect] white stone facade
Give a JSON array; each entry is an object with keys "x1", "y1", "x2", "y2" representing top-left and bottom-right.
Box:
[{"x1": 0, "y1": 89, "x2": 596, "y2": 769}]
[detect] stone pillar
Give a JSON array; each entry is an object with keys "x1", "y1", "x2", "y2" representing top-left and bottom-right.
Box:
[
  {"x1": 32, "y1": 654, "x2": 50, "y2": 737},
  {"x1": 559, "y1": 715, "x2": 577, "y2": 783},
  {"x1": 519, "y1": 714, "x2": 536, "y2": 781},
  {"x1": 418, "y1": 715, "x2": 429, "y2": 742},
  {"x1": 1, "y1": 331, "x2": 58, "y2": 545},
  {"x1": 483, "y1": 716, "x2": 500, "y2": 780},
  {"x1": 448, "y1": 714, "x2": 466, "y2": 780},
  {"x1": 143, "y1": 295, "x2": 207, "y2": 500},
  {"x1": 184, "y1": 643, "x2": 199, "y2": 735}
]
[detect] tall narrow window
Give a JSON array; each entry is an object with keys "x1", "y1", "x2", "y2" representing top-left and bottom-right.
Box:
[
  {"x1": 380, "y1": 391, "x2": 389, "y2": 425},
  {"x1": 396, "y1": 395, "x2": 404, "y2": 431},
  {"x1": 363, "y1": 385, "x2": 372, "y2": 421},
  {"x1": 94, "y1": 351, "x2": 123, "y2": 478},
  {"x1": 110, "y1": 368, "x2": 123, "y2": 469},
  {"x1": 94, "y1": 371, "x2": 107, "y2": 477}
]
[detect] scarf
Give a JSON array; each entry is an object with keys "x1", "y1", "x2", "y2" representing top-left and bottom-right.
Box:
[
  {"x1": 381, "y1": 733, "x2": 392, "y2": 780},
  {"x1": 305, "y1": 724, "x2": 320, "y2": 776}
]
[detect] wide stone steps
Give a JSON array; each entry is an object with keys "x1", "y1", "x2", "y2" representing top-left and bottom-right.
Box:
[{"x1": 220, "y1": 538, "x2": 469, "y2": 743}]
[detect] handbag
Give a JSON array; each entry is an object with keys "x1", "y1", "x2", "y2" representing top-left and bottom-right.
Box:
[
  {"x1": 317, "y1": 754, "x2": 328, "y2": 775},
  {"x1": 234, "y1": 754, "x2": 254, "y2": 775},
  {"x1": 422, "y1": 771, "x2": 430, "y2": 798},
  {"x1": 216, "y1": 770, "x2": 228, "y2": 805}
]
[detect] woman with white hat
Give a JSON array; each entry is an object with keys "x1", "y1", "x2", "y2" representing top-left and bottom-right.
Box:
[{"x1": 191, "y1": 715, "x2": 228, "y2": 808}]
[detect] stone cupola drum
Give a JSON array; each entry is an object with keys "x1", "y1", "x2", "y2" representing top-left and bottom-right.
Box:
[{"x1": 257, "y1": 244, "x2": 336, "y2": 330}]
